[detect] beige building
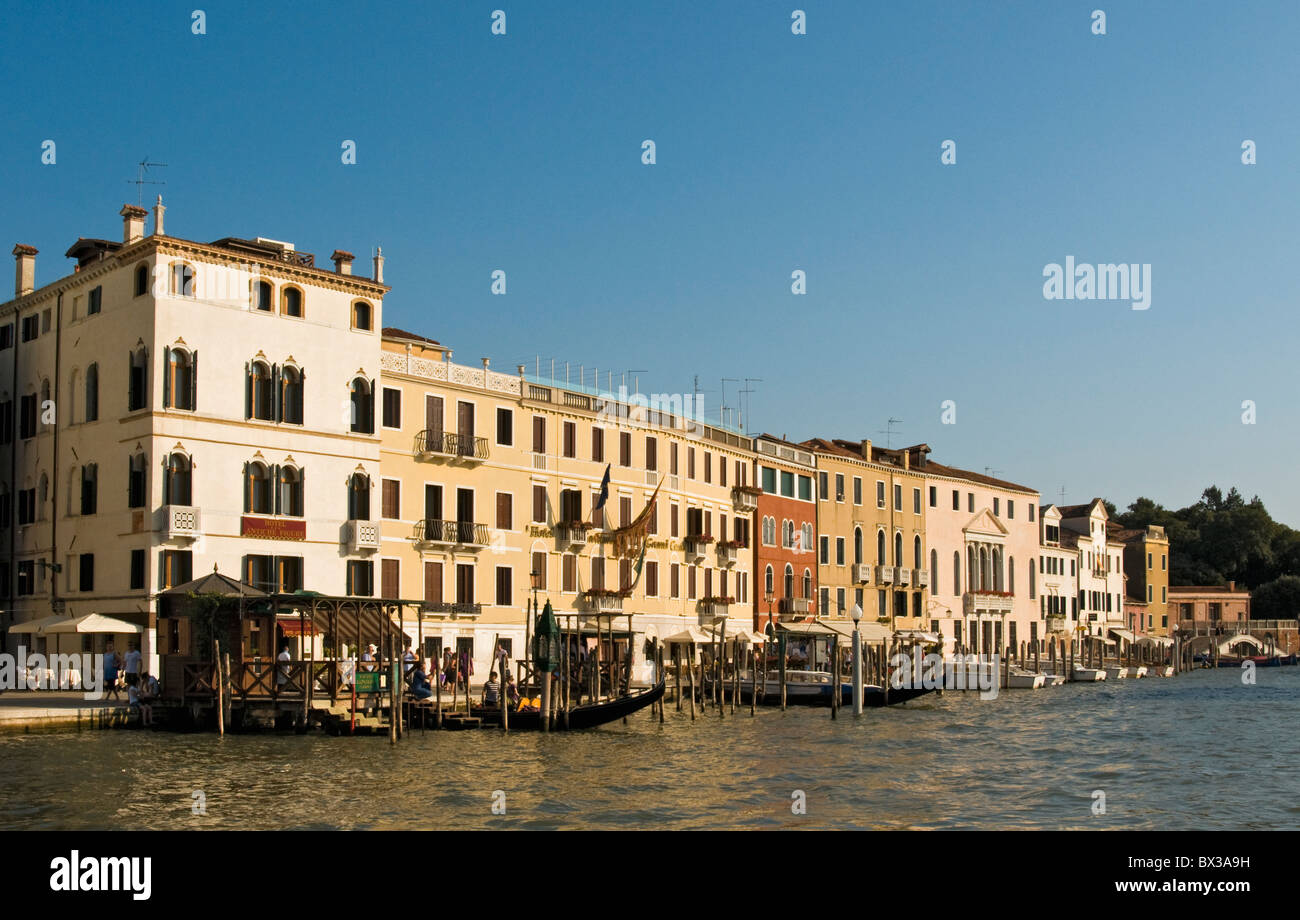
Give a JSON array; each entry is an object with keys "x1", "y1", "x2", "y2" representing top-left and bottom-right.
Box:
[
  {"x1": 800, "y1": 439, "x2": 929, "y2": 633},
  {"x1": 1117, "y1": 524, "x2": 1170, "y2": 635},
  {"x1": 377, "y1": 330, "x2": 757, "y2": 682}
]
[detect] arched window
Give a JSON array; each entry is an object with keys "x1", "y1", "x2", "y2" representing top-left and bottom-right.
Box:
[
  {"x1": 802, "y1": 568, "x2": 812, "y2": 599},
  {"x1": 245, "y1": 461, "x2": 273, "y2": 514},
  {"x1": 350, "y1": 377, "x2": 374, "y2": 433},
  {"x1": 953, "y1": 550, "x2": 960, "y2": 595},
  {"x1": 85, "y1": 363, "x2": 99, "y2": 421},
  {"x1": 128, "y1": 453, "x2": 147, "y2": 508},
  {"x1": 250, "y1": 361, "x2": 274, "y2": 421},
  {"x1": 853, "y1": 527, "x2": 863, "y2": 565},
  {"x1": 281, "y1": 366, "x2": 304, "y2": 424},
  {"x1": 764, "y1": 564, "x2": 774, "y2": 596},
  {"x1": 128, "y1": 346, "x2": 148, "y2": 411},
  {"x1": 783, "y1": 563, "x2": 794, "y2": 599},
  {"x1": 348, "y1": 472, "x2": 371, "y2": 520},
  {"x1": 352, "y1": 301, "x2": 373, "y2": 331},
  {"x1": 282, "y1": 286, "x2": 303, "y2": 318},
  {"x1": 134, "y1": 263, "x2": 149, "y2": 297},
  {"x1": 164, "y1": 453, "x2": 191, "y2": 505},
  {"x1": 802, "y1": 522, "x2": 813, "y2": 554},
  {"x1": 894, "y1": 532, "x2": 903, "y2": 567},
  {"x1": 255, "y1": 280, "x2": 273, "y2": 312},
  {"x1": 877, "y1": 529, "x2": 886, "y2": 565},
  {"x1": 914, "y1": 535, "x2": 922, "y2": 568},
  {"x1": 170, "y1": 262, "x2": 195, "y2": 297},
  {"x1": 280, "y1": 466, "x2": 304, "y2": 517},
  {"x1": 1029, "y1": 564, "x2": 1036, "y2": 601},
  {"x1": 166, "y1": 349, "x2": 195, "y2": 411}
]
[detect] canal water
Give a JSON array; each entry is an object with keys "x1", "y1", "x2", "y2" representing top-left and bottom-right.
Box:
[{"x1": 1, "y1": 667, "x2": 1296, "y2": 830}]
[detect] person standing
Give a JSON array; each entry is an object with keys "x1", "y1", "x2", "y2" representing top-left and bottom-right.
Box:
[
  {"x1": 122, "y1": 641, "x2": 142, "y2": 691},
  {"x1": 103, "y1": 641, "x2": 122, "y2": 701}
]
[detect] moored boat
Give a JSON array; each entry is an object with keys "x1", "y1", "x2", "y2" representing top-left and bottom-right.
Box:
[
  {"x1": 464, "y1": 679, "x2": 665, "y2": 730},
  {"x1": 1072, "y1": 666, "x2": 1107, "y2": 681}
]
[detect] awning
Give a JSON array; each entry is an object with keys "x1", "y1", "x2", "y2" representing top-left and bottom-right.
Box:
[
  {"x1": 277, "y1": 618, "x2": 318, "y2": 638},
  {"x1": 42, "y1": 614, "x2": 145, "y2": 635},
  {"x1": 1135, "y1": 635, "x2": 1173, "y2": 648},
  {"x1": 7, "y1": 614, "x2": 71, "y2": 635},
  {"x1": 776, "y1": 621, "x2": 840, "y2": 637},
  {"x1": 894, "y1": 629, "x2": 941, "y2": 645},
  {"x1": 1108, "y1": 627, "x2": 1136, "y2": 643},
  {"x1": 663, "y1": 626, "x2": 712, "y2": 645},
  {"x1": 708, "y1": 627, "x2": 767, "y2": 645}
]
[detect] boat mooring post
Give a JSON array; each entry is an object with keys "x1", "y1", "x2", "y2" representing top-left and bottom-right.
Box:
[
  {"x1": 674, "y1": 645, "x2": 682, "y2": 711},
  {"x1": 214, "y1": 639, "x2": 224, "y2": 737},
  {"x1": 851, "y1": 604, "x2": 864, "y2": 716},
  {"x1": 688, "y1": 645, "x2": 697, "y2": 721},
  {"x1": 779, "y1": 631, "x2": 788, "y2": 712}
]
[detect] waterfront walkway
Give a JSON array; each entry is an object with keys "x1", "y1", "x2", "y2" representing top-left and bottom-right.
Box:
[{"x1": 0, "y1": 691, "x2": 132, "y2": 733}]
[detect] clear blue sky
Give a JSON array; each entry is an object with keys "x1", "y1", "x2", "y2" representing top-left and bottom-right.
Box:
[{"x1": 3, "y1": 1, "x2": 1298, "y2": 522}]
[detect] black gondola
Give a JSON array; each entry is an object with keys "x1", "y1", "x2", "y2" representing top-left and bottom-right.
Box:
[{"x1": 465, "y1": 679, "x2": 665, "y2": 730}]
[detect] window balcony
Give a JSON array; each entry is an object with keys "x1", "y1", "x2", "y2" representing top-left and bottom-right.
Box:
[
  {"x1": 780, "y1": 597, "x2": 812, "y2": 615},
  {"x1": 555, "y1": 521, "x2": 591, "y2": 551},
  {"x1": 876, "y1": 565, "x2": 895, "y2": 586},
  {"x1": 962, "y1": 591, "x2": 1014, "y2": 615},
  {"x1": 344, "y1": 519, "x2": 381, "y2": 554},
  {"x1": 412, "y1": 519, "x2": 489, "y2": 551},
  {"x1": 414, "y1": 429, "x2": 489, "y2": 463},
  {"x1": 913, "y1": 568, "x2": 930, "y2": 588},
  {"x1": 162, "y1": 505, "x2": 202, "y2": 542},
  {"x1": 852, "y1": 563, "x2": 873, "y2": 585},
  {"x1": 896, "y1": 567, "x2": 912, "y2": 587},
  {"x1": 700, "y1": 596, "x2": 733, "y2": 621},
  {"x1": 420, "y1": 601, "x2": 482, "y2": 617},
  {"x1": 581, "y1": 589, "x2": 625, "y2": 615},
  {"x1": 684, "y1": 535, "x2": 713, "y2": 562},
  {"x1": 730, "y1": 485, "x2": 761, "y2": 514},
  {"x1": 716, "y1": 541, "x2": 742, "y2": 567}
]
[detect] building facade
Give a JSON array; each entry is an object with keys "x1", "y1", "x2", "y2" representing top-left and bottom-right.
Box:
[
  {"x1": 1117, "y1": 525, "x2": 1170, "y2": 635},
  {"x1": 1035, "y1": 504, "x2": 1079, "y2": 648},
  {"x1": 751, "y1": 435, "x2": 817, "y2": 632},
  {"x1": 1057, "y1": 500, "x2": 1126, "y2": 638},
  {"x1": 0, "y1": 202, "x2": 387, "y2": 669},
  {"x1": 378, "y1": 330, "x2": 757, "y2": 681}
]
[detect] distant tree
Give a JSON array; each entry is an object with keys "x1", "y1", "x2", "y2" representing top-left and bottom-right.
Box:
[{"x1": 1251, "y1": 576, "x2": 1300, "y2": 620}]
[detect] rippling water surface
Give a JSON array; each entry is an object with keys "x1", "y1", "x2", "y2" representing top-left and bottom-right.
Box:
[{"x1": 1, "y1": 667, "x2": 1296, "y2": 830}]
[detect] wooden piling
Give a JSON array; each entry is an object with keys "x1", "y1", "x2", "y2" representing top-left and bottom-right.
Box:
[
  {"x1": 214, "y1": 639, "x2": 224, "y2": 737},
  {"x1": 688, "y1": 648, "x2": 697, "y2": 721},
  {"x1": 779, "y1": 633, "x2": 788, "y2": 712}
]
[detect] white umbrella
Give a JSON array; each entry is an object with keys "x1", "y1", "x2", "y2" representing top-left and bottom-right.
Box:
[
  {"x1": 663, "y1": 626, "x2": 712, "y2": 645},
  {"x1": 42, "y1": 613, "x2": 145, "y2": 634},
  {"x1": 7, "y1": 614, "x2": 71, "y2": 634}
]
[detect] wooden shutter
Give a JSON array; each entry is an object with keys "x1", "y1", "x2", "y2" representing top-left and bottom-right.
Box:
[
  {"x1": 242, "y1": 462, "x2": 250, "y2": 513},
  {"x1": 273, "y1": 464, "x2": 282, "y2": 514},
  {"x1": 496, "y1": 493, "x2": 512, "y2": 530},
  {"x1": 190, "y1": 351, "x2": 198, "y2": 410},
  {"x1": 162, "y1": 349, "x2": 171, "y2": 409},
  {"x1": 244, "y1": 362, "x2": 252, "y2": 419},
  {"x1": 424, "y1": 562, "x2": 443, "y2": 604}
]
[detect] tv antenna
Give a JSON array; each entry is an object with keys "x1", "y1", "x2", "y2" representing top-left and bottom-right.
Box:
[
  {"x1": 720, "y1": 378, "x2": 739, "y2": 429},
  {"x1": 984, "y1": 467, "x2": 1002, "y2": 479},
  {"x1": 126, "y1": 157, "x2": 167, "y2": 206},
  {"x1": 878, "y1": 417, "x2": 903, "y2": 449},
  {"x1": 740, "y1": 378, "x2": 761, "y2": 434}
]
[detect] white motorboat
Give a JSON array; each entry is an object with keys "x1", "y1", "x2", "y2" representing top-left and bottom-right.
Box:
[
  {"x1": 1123, "y1": 666, "x2": 1148, "y2": 679},
  {"x1": 1073, "y1": 666, "x2": 1107, "y2": 681},
  {"x1": 1150, "y1": 665, "x2": 1174, "y2": 677},
  {"x1": 1104, "y1": 665, "x2": 1127, "y2": 679},
  {"x1": 1006, "y1": 666, "x2": 1046, "y2": 689}
]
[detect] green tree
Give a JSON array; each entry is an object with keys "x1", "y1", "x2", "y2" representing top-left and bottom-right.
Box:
[{"x1": 1250, "y1": 576, "x2": 1300, "y2": 620}]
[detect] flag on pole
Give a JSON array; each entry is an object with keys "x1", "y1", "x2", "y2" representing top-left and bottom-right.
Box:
[{"x1": 593, "y1": 463, "x2": 611, "y2": 514}]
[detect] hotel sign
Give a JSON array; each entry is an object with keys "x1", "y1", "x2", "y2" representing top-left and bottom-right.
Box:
[{"x1": 241, "y1": 517, "x2": 306, "y2": 541}]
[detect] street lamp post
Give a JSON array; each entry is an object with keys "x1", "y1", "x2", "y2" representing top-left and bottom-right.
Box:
[{"x1": 850, "y1": 603, "x2": 864, "y2": 715}]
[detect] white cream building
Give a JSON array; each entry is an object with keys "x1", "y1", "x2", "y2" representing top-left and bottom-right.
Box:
[{"x1": 0, "y1": 202, "x2": 387, "y2": 670}]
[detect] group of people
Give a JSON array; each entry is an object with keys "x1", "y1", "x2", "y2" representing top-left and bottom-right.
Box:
[{"x1": 102, "y1": 640, "x2": 160, "y2": 726}]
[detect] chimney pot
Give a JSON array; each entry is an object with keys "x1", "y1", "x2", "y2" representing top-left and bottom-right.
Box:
[
  {"x1": 331, "y1": 250, "x2": 355, "y2": 275},
  {"x1": 372, "y1": 247, "x2": 384, "y2": 283},
  {"x1": 1228, "y1": 580, "x2": 1236, "y2": 592},
  {"x1": 119, "y1": 204, "x2": 147, "y2": 244},
  {"x1": 12, "y1": 244, "x2": 37, "y2": 297},
  {"x1": 861, "y1": 439, "x2": 872, "y2": 462}
]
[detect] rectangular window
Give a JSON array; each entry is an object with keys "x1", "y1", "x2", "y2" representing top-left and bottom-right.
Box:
[
  {"x1": 819, "y1": 471, "x2": 828, "y2": 501},
  {"x1": 688, "y1": 566, "x2": 696, "y2": 600},
  {"x1": 952, "y1": 489, "x2": 959, "y2": 511},
  {"x1": 80, "y1": 464, "x2": 98, "y2": 515},
  {"x1": 591, "y1": 556, "x2": 605, "y2": 591},
  {"x1": 562, "y1": 554, "x2": 576, "y2": 592},
  {"x1": 894, "y1": 483, "x2": 902, "y2": 510},
  {"x1": 929, "y1": 486, "x2": 937, "y2": 507},
  {"x1": 78, "y1": 553, "x2": 95, "y2": 592},
  {"x1": 704, "y1": 452, "x2": 712, "y2": 484},
  {"x1": 670, "y1": 503, "x2": 679, "y2": 538},
  {"x1": 88, "y1": 286, "x2": 102, "y2": 315},
  {"x1": 381, "y1": 387, "x2": 402, "y2": 428},
  {"x1": 762, "y1": 466, "x2": 777, "y2": 494},
  {"x1": 993, "y1": 497, "x2": 1000, "y2": 516},
  {"x1": 532, "y1": 416, "x2": 546, "y2": 453},
  {"x1": 646, "y1": 561, "x2": 659, "y2": 597},
  {"x1": 130, "y1": 549, "x2": 146, "y2": 590},
  {"x1": 645, "y1": 436, "x2": 657, "y2": 472},
  {"x1": 853, "y1": 477, "x2": 862, "y2": 505},
  {"x1": 20, "y1": 315, "x2": 38, "y2": 342},
  {"x1": 620, "y1": 432, "x2": 632, "y2": 467},
  {"x1": 877, "y1": 481, "x2": 886, "y2": 508},
  {"x1": 837, "y1": 588, "x2": 845, "y2": 614},
  {"x1": 496, "y1": 407, "x2": 513, "y2": 446},
  {"x1": 160, "y1": 550, "x2": 193, "y2": 590},
  {"x1": 592, "y1": 427, "x2": 604, "y2": 462},
  {"x1": 455, "y1": 564, "x2": 474, "y2": 605},
  {"x1": 688, "y1": 449, "x2": 696, "y2": 480},
  {"x1": 720, "y1": 454, "x2": 727, "y2": 487},
  {"x1": 820, "y1": 536, "x2": 829, "y2": 565},
  {"x1": 496, "y1": 492, "x2": 513, "y2": 530},
  {"x1": 0, "y1": 324, "x2": 12, "y2": 350},
  {"x1": 495, "y1": 566, "x2": 512, "y2": 606},
  {"x1": 381, "y1": 558, "x2": 400, "y2": 598},
  {"x1": 670, "y1": 442, "x2": 678, "y2": 475},
  {"x1": 244, "y1": 555, "x2": 275, "y2": 594},
  {"x1": 968, "y1": 493, "x2": 974, "y2": 513},
  {"x1": 562, "y1": 421, "x2": 576, "y2": 458},
  {"x1": 1029, "y1": 504, "x2": 1035, "y2": 522},
  {"x1": 798, "y1": 475, "x2": 812, "y2": 501},
  {"x1": 835, "y1": 537, "x2": 845, "y2": 566},
  {"x1": 381, "y1": 479, "x2": 400, "y2": 519},
  {"x1": 913, "y1": 488, "x2": 921, "y2": 514},
  {"x1": 424, "y1": 562, "x2": 443, "y2": 604},
  {"x1": 670, "y1": 563, "x2": 680, "y2": 598},
  {"x1": 531, "y1": 551, "x2": 547, "y2": 590},
  {"x1": 532, "y1": 484, "x2": 546, "y2": 523},
  {"x1": 1007, "y1": 500, "x2": 1014, "y2": 519}
]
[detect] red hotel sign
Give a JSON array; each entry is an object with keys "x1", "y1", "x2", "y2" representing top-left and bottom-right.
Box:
[{"x1": 241, "y1": 517, "x2": 306, "y2": 541}]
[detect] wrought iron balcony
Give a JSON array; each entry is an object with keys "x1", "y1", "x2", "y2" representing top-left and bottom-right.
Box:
[
  {"x1": 581, "y1": 590, "x2": 625, "y2": 614},
  {"x1": 420, "y1": 601, "x2": 482, "y2": 617},
  {"x1": 414, "y1": 429, "x2": 489, "y2": 462},
  {"x1": 411, "y1": 519, "x2": 489, "y2": 549}
]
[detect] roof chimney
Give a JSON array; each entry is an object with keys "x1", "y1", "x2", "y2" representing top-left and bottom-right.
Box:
[
  {"x1": 120, "y1": 204, "x2": 147, "y2": 243},
  {"x1": 902, "y1": 450, "x2": 910, "y2": 471},
  {"x1": 12, "y1": 244, "x2": 37, "y2": 297},
  {"x1": 372, "y1": 247, "x2": 384, "y2": 283},
  {"x1": 1228, "y1": 580, "x2": 1236, "y2": 592},
  {"x1": 331, "y1": 250, "x2": 354, "y2": 275},
  {"x1": 152, "y1": 196, "x2": 165, "y2": 236},
  {"x1": 860, "y1": 439, "x2": 871, "y2": 462}
]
